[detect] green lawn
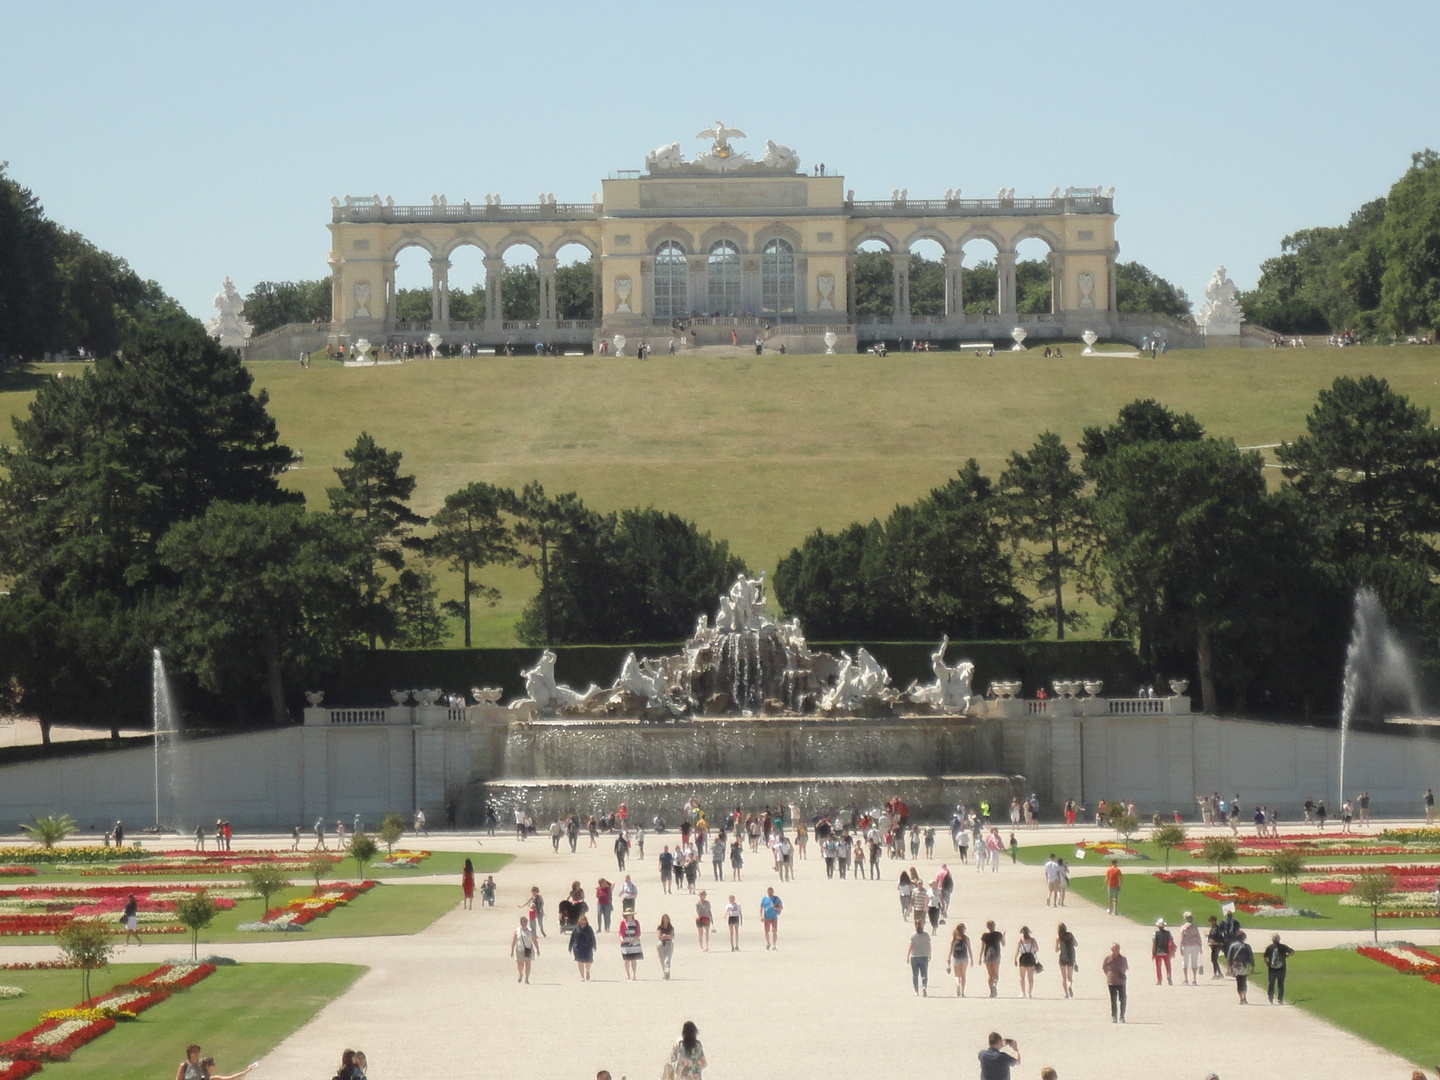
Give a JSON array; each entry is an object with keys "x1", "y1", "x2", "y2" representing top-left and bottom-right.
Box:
[
  {"x1": 1291, "y1": 949, "x2": 1440, "y2": 1068},
  {"x1": 1066, "y1": 871, "x2": 1440, "y2": 933},
  {"x1": 6, "y1": 346, "x2": 1440, "y2": 644},
  {"x1": 0, "y1": 963, "x2": 152, "y2": 1038},
  {"x1": 26, "y1": 963, "x2": 363, "y2": 1080},
  {"x1": 0, "y1": 883, "x2": 460, "y2": 948}
]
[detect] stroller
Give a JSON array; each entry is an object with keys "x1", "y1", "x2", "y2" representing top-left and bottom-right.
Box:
[{"x1": 557, "y1": 897, "x2": 589, "y2": 935}]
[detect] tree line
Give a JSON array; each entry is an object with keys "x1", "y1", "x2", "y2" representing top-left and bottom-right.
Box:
[
  {"x1": 775, "y1": 380, "x2": 1440, "y2": 717},
  {"x1": 1241, "y1": 149, "x2": 1440, "y2": 336}
]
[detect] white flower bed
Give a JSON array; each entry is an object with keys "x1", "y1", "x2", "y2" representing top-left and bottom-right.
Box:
[{"x1": 0, "y1": 985, "x2": 24, "y2": 999}]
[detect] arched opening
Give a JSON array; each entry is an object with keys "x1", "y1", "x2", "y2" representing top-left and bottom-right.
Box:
[
  {"x1": 501, "y1": 241, "x2": 541, "y2": 323},
  {"x1": 906, "y1": 237, "x2": 946, "y2": 317},
  {"x1": 1014, "y1": 236, "x2": 1056, "y2": 315},
  {"x1": 393, "y1": 245, "x2": 434, "y2": 325},
  {"x1": 555, "y1": 241, "x2": 596, "y2": 321},
  {"x1": 653, "y1": 240, "x2": 688, "y2": 319},
  {"x1": 853, "y1": 238, "x2": 893, "y2": 321},
  {"x1": 761, "y1": 239, "x2": 795, "y2": 315},
  {"x1": 707, "y1": 240, "x2": 740, "y2": 316},
  {"x1": 959, "y1": 237, "x2": 1002, "y2": 320},
  {"x1": 447, "y1": 243, "x2": 486, "y2": 326}
]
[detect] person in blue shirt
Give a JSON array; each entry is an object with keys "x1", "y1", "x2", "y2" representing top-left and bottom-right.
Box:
[{"x1": 759, "y1": 887, "x2": 783, "y2": 950}]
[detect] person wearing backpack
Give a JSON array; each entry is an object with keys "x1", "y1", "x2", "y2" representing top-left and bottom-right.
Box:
[
  {"x1": 1263, "y1": 933, "x2": 1294, "y2": 1004},
  {"x1": 1151, "y1": 918, "x2": 1174, "y2": 985},
  {"x1": 1226, "y1": 931, "x2": 1255, "y2": 1004}
]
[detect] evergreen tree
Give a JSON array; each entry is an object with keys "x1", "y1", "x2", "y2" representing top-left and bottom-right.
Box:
[{"x1": 428, "y1": 482, "x2": 515, "y2": 647}]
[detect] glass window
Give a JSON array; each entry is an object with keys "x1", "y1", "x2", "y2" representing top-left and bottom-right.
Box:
[
  {"x1": 707, "y1": 241, "x2": 740, "y2": 316},
  {"x1": 761, "y1": 239, "x2": 795, "y2": 314},
  {"x1": 653, "y1": 241, "x2": 687, "y2": 319}
]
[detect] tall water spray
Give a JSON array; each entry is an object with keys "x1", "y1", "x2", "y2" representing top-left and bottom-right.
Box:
[
  {"x1": 1338, "y1": 588, "x2": 1420, "y2": 807},
  {"x1": 152, "y1": 648, "x2": 178, "y2": 830}
]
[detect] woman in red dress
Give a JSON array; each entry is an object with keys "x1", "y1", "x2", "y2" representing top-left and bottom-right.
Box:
[{"x1": 461, "y1": 857, "x2": 475, "y2": 909}]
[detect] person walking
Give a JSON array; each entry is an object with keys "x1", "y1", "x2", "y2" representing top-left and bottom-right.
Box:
[
  {"x1": 1055, "y1": 923, "x2": 1077, "y2": 998},
  {"x1": 659, "y1": 846, "x2": 674, "y2": 893},
  {"x1": 1206, "y1": 915, "x2": 1226, "y2": 978},
  {"x1": 1179, "y1": 912, "x2": 1202, "y2": 984},
  {"x1": 619, "y1": 874, "x2": 638, "y2": 914},
  {"x1": 1102, "y1": 942, "x2": 1128, "y2": 1022},
  {"x1": 695, "y1": 891, "x2": 713, "y2": 951},
  {"x1": 1044, "y1": 853, "x2": 1061, "y2": 906},
  {"x1": 618, "y1": 912, "x2": 644, "y2": 979},
  {"x1": 907, "y1": 923, "x2": 932, "y2": 996},
  {"x1": 667, "y1": 1021, "x2": 706, "y2": 1080},
  {"x1": 729, "y1": 839, "x2": 744, "y2": 881},
  {"x1": 594, "y1": 878, "x2": 613, "y2": 931},
  {"x1": 1426, "y1": 787, "x2": 1435, "y2": 825},
  {"x1": 760, "y1": 886, "x2": 783, "y2": 949},
  {"x1": 314, "y1": 816, "x2": 327, "y2": 850},
  {"x1": 520, "y1": 886, "x2": 547, "y2": 937},
  {"x1": 724, "y1": 894, "x2": 742, "y2": 951},
  {"x1": 1104, "y1": 859, "x2": 1122, "y2": 914},
  {"x1": 461, "y1": 858, "x2": 475, "y2": 909},
  {"x1": 614, "y1": 832, "x2": 629, "y2": 870},
  {"x1": 947, "y1": 922, "x2": 972, "y2": 996},
  {"x1": 1227, "y1": 931, "x2": 1255, "y2": 1004},
  {"x1": 568, "y1": 912, "x2": 597, "y2": 980},
  {"x1": 1056, "y1": 857, "x2": 1070, "y2": 905},
  {"x1": 1263, "y1": 933, "x2": 1293, "y2": 1004},
  {"x1": 656, "y1": 914, "x2": 677, "y2": 980},
  {"x1": 1013, "y1": 926, "x2": 1039, "y2": 998},
  {"x1": 510, "y1": 915, "x2": 538, "y2": 983},
  {"x1": 122, "y1": 893, "x2": 142, "y2": 946},
  {"x1": 980, "y1": 920, "x2": 1005, "y2": 998},
  {"x1": 897, "y1": 871, "x2": 913, "y2": 918},
  {"x1": 1152, "y1": 918, "x2": 1174, "y2": 985}
]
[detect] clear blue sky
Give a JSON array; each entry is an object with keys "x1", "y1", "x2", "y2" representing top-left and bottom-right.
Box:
[{"x1": 3, "y1": 0, "x2": 1436, "y2": 320}]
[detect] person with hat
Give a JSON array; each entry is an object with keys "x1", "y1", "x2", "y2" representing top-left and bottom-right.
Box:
[{"x1": 1152, "y1": 917, "x2": 1175, "y2": 985}]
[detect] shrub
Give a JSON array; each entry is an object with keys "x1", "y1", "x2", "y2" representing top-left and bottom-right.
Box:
[
  {"x1": 55, "y1": 921, "x2": 112, "y2": 1004},
  {"x1": 20, "y1": 814, "x2": 76, "y2": 851},
  {"x1": 173, "y1": 890, "x2": 219, "y2": 961},
  {"x1": 349, "y1": 832, "x2": 378, "y2": 881},
  {"x1": 1152, "y1": 823, "x2": 1188, "y2": 869}
]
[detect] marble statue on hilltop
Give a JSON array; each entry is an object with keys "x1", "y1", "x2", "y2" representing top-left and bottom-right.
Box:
[
  {"x1": 205, "y1": 276, "x2": 252, "y2": 348},
  {"x1": 1196, "y1": 265, "x2": 1243, "y2": 335},
  {"x1": 509, "y1": 649, "x2": 598, "y2": 713},
  {"x1": 906, "y1": 635, "x2": 977, "y2": 712}
]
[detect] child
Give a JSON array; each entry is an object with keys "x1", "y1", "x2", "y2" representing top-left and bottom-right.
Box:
[{"x1": 1009, "y1": 832, "x2": 1019, "y2": 864}]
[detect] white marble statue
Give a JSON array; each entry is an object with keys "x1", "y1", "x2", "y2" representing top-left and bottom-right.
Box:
[
  {"x1": 205, "y1": 276, "x2": 252, "y2": 348},
  {"x1": 353, "y1": 281, "x2": 372, "y2": 319},
  {"x1": 762, "y1": 140, "x2": 799, "y2": 171},
  {"x1": 617, "y1": 651, "x2": 674, "y2": 709},
  {"x1": 905, "y1": 635, "x2": 976, "y2": 711},
  {"x1": 1196, "y1": 265, "x2": 1243, "y2": 335},
  {"x1": 645, "y1": 142, "x2": 685, "y2": 171},
  {"x1": 821, "y1": 647, "x2": 893, "y2": 711},
  {"x1": 816, "y1": 274, "x2": 836, "y2": 310},
  {"x1": 720, "y1": 572, "x2": 774, "y2": 634},
  {"x1": 695, "y1": 121, "x2": 750, "y2": 172},
  {"x1": 509, "y1": 649, "x2": 594, "y2": 712}
]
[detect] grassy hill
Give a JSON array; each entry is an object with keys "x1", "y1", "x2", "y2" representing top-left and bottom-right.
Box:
[{"x1": 4, "y1": 344, "x2": 1438, "y2": 645}]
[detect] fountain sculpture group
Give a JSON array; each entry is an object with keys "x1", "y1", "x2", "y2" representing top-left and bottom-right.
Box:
[{"x1": 507, "y1": 574, "x2": 980, "y2": 721}]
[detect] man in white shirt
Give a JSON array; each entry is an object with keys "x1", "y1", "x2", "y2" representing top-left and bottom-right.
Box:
[{"x1": 1043, "y1": 854, "x2": 1061, "y2": 906}]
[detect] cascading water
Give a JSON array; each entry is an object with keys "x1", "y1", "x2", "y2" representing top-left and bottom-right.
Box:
[
  {"x1": 152, "y1": 648, "x2": 180, "y2": 831},
  {"x1": 1338, "y1": 588, "x2": 1420, "y2": 808}
]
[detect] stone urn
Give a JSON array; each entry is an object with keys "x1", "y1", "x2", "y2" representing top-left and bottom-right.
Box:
[
  {"x1": 1084, "y1": 680, "x2": 1104, "y2": 697},
  {"x1": 417, "y1": 688, "x2": 441, "y2": 706},
  {"x1": 472, "y1": 686, "x2": 502, "y2": 705},
  {"x1": 1081, "y1": 330, "x2": 1098, "y2": 355},
  {"x1": 304, "y1": 690, "x2": 325, "y2": 706},
  {"x1": 612, "y1": 334, "x2": 626, "y2": 356},
  {"x1": 823, "y1": 330, "x2": 838, "y2": 355},
  {"x1": 353, "y1": 339, "x2": 372, "y2": 362},
  {"x1": 1011, "y1": 327, "x2": 1028, "y2": 351},
  {"x1": 1169, "y1": 679, "x2": 1190, "y2": 696},
  {"x1": 427, "y1": 332, "x2": 443, "y2": 356},
  {"x1": 390, "y1": 689, "x2": 412, "y2": 705}
]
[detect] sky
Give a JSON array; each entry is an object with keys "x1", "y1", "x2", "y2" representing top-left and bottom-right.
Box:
[{"x1": 2, "y1": 0, "x2": 1437, "y2": 320}]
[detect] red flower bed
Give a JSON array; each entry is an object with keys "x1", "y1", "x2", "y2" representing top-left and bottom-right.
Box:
[
  {"x1": 0, "y1": 1015, "x2": 116, "y2": 1061},
  {"x1": 1155, "y1": 871, "x2": 1284, "y2": 911},
  {"x1": 125, "y1": 964, "x2": 216, "y2": 991},
  {"x1": 0, "y1": 1058, "x2": 43, "y2": 1080},
  {"x1": 0, "y1": 868, "x2": 37, "y2": 878},
  {"x1": 0, "y1": 961, "x2": 78, "y2": 971},
  {"x1": 1356, "y1": 945, "x2": 1440, "y2": 975},
  {"x1": 0, "y1": 885, "x2": 235, "y2": 936}
]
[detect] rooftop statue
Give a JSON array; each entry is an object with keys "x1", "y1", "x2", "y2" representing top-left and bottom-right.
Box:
[
  {"x1": 695, "y1": 121, "x2": 750, "y2": 172},
  {"x1": 645, "y1": 141, "x2": 685, "y2": 172},
  {"x1": 762, "y1": 140, "x2": 799, "y2": 172}
]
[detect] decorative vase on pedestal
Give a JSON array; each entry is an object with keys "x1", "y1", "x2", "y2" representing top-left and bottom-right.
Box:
[
  {"x1": 1011, "y1": 327, "x2": 1028, "y2": 351},
  {"x1": 1081, "y1": 330, "x2": 1098, "y2": 355}
]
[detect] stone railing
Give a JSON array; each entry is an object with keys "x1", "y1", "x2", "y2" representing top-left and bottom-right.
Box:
[
  {"x1": 332, "y1": 201, "x2": 599, "y2": 224},
  {"x1": 1001, "y1": 694, "x2": 1192, "y2": 719},
  {"x1": 323, "y1": 708, "x2": 392, "y2": 725},
  {"x1": 846, "y1": 195, "x2": 1112, "y2": 217},
  {"x1": 303, "y1": 703, "x2": 509, "y2": 726}
]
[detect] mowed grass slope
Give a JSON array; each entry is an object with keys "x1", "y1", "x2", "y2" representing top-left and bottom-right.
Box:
[{"x1": 5, "y1": 346, "x2": 1439, "y2": 644}]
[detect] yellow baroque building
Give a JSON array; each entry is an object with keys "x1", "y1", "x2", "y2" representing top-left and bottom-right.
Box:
[{"x1": 325, "y1": 129, "x2": 1180, "y2": 352}]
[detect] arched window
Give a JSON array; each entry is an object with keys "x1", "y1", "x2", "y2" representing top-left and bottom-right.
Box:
[
  {"x1": 653, "y1": 241, "x2": 687, "y2": 319},
  {"x1": 707, "y1": 241, "x2": 740, "y2": 316},
  {"x1": 761, "y1": 239, "x2": 795, "y2": 314}
]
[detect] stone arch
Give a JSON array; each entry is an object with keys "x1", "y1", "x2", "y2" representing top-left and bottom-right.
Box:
[
  {"x1": 953, "y1": 225, "x2": 1008, "y2": 253},
  {"x1": 644, "y1": 224, "x2": 695, "y2": 254},
  {"x1": 441, "y1": 234, "x2": 493, "y2": 259},
  {"x1": 547, "y1": 231, "x2": 601, "y2": 259},
  {"x1": 387, "y1": 235, "x2": 438, "y2": 260},
  {"x1": 753, "y1": 220, "x2": 804, "y2": 251},
  {"x1": 901, "y1": 226, "x2": 954, "y2": 253},
  {"x1": 1008, "y1": 223, "x2": 1063, "y2": 252},
  {"x1": 697, "y1": 223, "x2": 749, "y2": 255},
  {"x1": 496, "y1": 232, "x2": 545, "y2": 258},
  {"x1": 850, "y1": 226, "x2": 899, "y2": 252}
]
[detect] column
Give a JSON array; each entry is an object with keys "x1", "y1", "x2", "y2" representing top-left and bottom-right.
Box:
[
  {"x1": 846, "y1": 257, "x2": 857, "y2": 322},
  {"x1": 943, "y1": 251, "x2": 964, "y2": 321},
  {"x1": 688, "y1": 255, "x2": 707, "y2": 318},
  {"x1": 639, "y1": 256, "x2": 654, "y2": 317},
  {"x1": 383, "y1": 261, "x2": 397, "y2": 327},
  {"x1": 484, "y1": 257, "x2": 504, "y2": 333},
  {"x1": 995, "y1": 251, "x2": 1017, "y2": 315},
  {"x1": 794, "y1": 256, "x2": 807, "y2": 317},
  {"x1": 889, "y1": 251, "x2": 911, "y2": 322},
  {"x1": 1106, "y1": 254, "x2": 1118, "y2": 312},
  {"x1": 429, "y1": 258, "x2": 451, "y2": 329},
  {"x1": 1048, "y1": 251, "x2": 1062, "y2": 315},
  {"x1": 741, "y1": 256, "x2": 761, "y2": 317},
  {"x1": 591, "y1": 261, "x2": 604, "y2": 325},
  {"x1": 537, "y1": 256, "x2": 557, "y2": 326}
]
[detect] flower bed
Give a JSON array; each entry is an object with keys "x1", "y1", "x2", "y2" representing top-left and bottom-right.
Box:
[
  {"x1": 0, "y1": 870, "x2": 36, "y2": 879},
  {"x1": 1076, "y1": 841, "x2": 1148, "y2": 860},
  {"x1": 1380, "y1": 827, "x2": 1440, "y2": 844},
  {"x1": 0, "y1": 885, "x2": 239, "y2": 937},
  {"x1": 1181, "y1": 833, "x2": 1440, "y2": 859},
  {"x1": 240, "y1": 881, "x2": 376, "y2": 932},
  {"x1": 0, "y1": 1015, "x2": 117, "y2": 1062},
  {"x1": 0, "y1": 988, "x2": 23, "y2": 1000},
  {"x1": 79, "y1": 851, "x2": 343, "y2": 877},
  {"x1": 0, "y1": 847, "x2": 140, "y2": 867},
  {"x1": 0, "y1": 963, "x2": 78, "y2": 972},
  {"x1": 0, "y1": 1058, "x2": 42, "y2": 1080},
  {"x1": 1154, "y1": 871, "x2": 1284, "y2": 912},
  {"x1": 380, "y1": 851, "x2": 429, "y2": 868}
]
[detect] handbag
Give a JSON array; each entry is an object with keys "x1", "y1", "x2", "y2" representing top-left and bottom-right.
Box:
[
  {"x1": 661, "y1": 1064, "x2": 675, "y2": 1080},
  {"x1": 1034, "y1": 962, "x2": 1044, "y2": 974}
]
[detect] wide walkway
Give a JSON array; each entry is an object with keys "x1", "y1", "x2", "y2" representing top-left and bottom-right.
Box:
[{"x1": 3, "y1": 823, "x2": 1432, "y2": 1078}]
